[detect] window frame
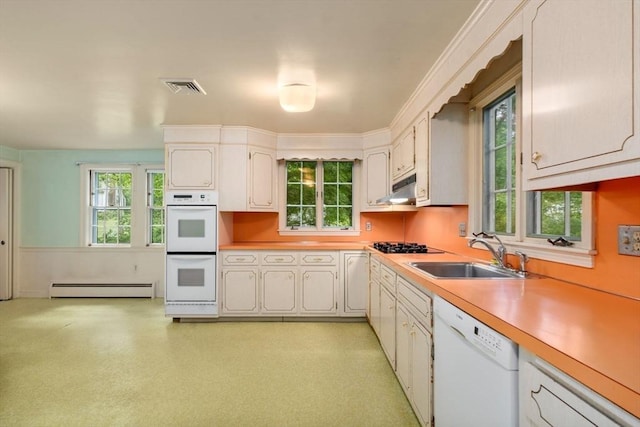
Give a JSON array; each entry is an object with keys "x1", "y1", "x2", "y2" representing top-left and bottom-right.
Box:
[
  {"x1": 80, "y1": 163, "x2": 165, "y2": 248},
  {"x1": 278, "y1": 159, "x2": 361, "y2": 236},
  {"x1": 467, "y1": 65, "x2": 595, "y2": 267}
]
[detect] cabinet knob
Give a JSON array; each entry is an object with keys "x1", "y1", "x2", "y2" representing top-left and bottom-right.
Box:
[
  {"x1": 419, "y1": 188, "x2": 426, "y2": 196},
  {"x1": 532, "y1": 152, "x2": 542, "y2": 162},
  {"x1": 402, "y1": 321, "x2": 408, "y2": 327}
]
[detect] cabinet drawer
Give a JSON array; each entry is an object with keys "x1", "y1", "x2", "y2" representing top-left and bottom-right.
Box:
[
  {"x1": 397, "y1": 276, "x2": 431, "y2": 328},
  {"x1": 222, "y1": 252, "x2": 259, "y2": 266},
  {"x1": 300, "y1": 252, "x2": 338, "y2": 265},
  {"x1": 380, "y1": 264, "x2": 396, "y2": 292},
  {"x1": 262, "y1": 252, "x2": 298, "y2": 265},
  {"x1": 370, "y1": 256, "x2": 381, "y2": 280}
]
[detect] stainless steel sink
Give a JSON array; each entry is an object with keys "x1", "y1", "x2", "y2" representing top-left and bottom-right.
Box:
[{"x1": 407, "y1": 261, "x2": 524, "y2": 279}]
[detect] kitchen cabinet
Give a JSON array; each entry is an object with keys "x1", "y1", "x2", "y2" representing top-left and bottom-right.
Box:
[
  {"x1": 379, "y1": 284, "x2": 396, "y2": 368},
  {"x1": 261, "y1": 252, "x2": 298, "y2": 314},
  {"x1": 219, "y1": 144, "x2": 277, "y2": 212},
  {"x1": 220, "y1": 252, "x2": 259, "y2": 315},
  {"x1": 368, "y1": 256, "x2": 382, "y2": 335},
  {"x1": 415, "y1": 103, "x2": 468, "y2": 206},
  {"x1": 392, "y1": 127, "x2": 415, "y2": 182},
  {"x1": 361, "y1": 147, "x2": 390, "y2": 211},
  {"x1": 395, "y1": 276, "x2": 433, "y2": 427},
  {"x1": 219, "y1": 249, "x2": 358, "y2": 318},
  {"x1": 519, "y1": 348, "x2": 638, "y2": 426},
  {"x1": 165, "y1": 143, "x2": 217, "y2": 190},
  {"x1": 340, "y1": 251, "x2": 368, "y2": 316},
  {"x1": 299, "y1": 252, "x2": 338, "y2": 315},
  {"x1": 522, "y1": 0, "x2": 640, "y2": 190}
]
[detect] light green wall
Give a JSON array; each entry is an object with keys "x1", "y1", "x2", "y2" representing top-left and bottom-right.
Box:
[
  {"x1": 0, "y1": 145, "x2": 20, "y2": 162},
  {"x1": 19, "y1": 150, "x2": 163, "y2": 247}
]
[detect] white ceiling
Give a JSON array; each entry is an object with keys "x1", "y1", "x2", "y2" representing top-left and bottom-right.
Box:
[{"x1": 0, "y1": 0, "x2": 480, "y2": 150}]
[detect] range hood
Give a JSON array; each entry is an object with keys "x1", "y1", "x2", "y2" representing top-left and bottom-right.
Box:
[{"x1": 376, "y1": 174, "x2": 417, "y2": 205}]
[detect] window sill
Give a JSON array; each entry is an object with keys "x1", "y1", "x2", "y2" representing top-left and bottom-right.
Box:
[
  {"x1": 466, "y1": 238, "x2": 596, "y2": 268},
  {"x1": 278, "y1": 229, "x2": 361, "y2": 237}
]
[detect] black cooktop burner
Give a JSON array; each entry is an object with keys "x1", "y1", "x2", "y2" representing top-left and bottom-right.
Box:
[{"x1": 372, "y1": 242, "x2": 444, "y2": 254}]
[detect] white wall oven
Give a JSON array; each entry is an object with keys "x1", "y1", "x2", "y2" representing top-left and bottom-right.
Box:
[{"x1": 165, "y1": 191, "x2": 218, "y2": 318}]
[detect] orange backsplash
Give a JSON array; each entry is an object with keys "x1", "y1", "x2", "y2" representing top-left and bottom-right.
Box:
[{"x1": 231, "y1": 176, "x2": 640, "y2": 298}]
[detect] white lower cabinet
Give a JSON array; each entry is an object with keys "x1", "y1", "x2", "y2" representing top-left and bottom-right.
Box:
[
  {"x1": 379, "y1": 285, "x2": 396, "y2": 368},
  {"x1": 220, "y1": 250, "x2": 360, "y2": 318},
  {"x1": 341, "y1": 251, "x2": 368, "y2": 316},
  {"x1": 369, "y1": 258, "x2": 433, "y2": 427},
  {"x1": 221, "y1": 269, "x2": 259, "y2": 314},
  {"x1": 262, "y1": 268, "x2": 297, "y2": 314}
]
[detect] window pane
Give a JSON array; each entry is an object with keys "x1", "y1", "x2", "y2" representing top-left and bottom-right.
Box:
[
  {"x1": 324, "y1": 206, "x2": 338, "y2": 226},
  {"x1": 301, "y1": 207, "x2": 316, "y2": 227},
  {"x1": 91, "y1": 170, "x2": 132, "y2": 245},
  {"x1": 569, "y1": 192, "x2": 582, "y2": 239},
  {"x1": 338, "y1": 207, "x2": 352, "y2": 227},
  {"x1": 338, "y1": 184, "x2": 352, "y2": 205},
  {"x1": 338, "y1": 162, "x2": 352, "y2": 182},
  {"x1": 527, "y1": 191, "x2": 582, "y2": 240},
  {"x1": 324, "y1": 184, "x2": 337, "y2": 205},
  {"x1": 302, "y1": 185, "x2": 315, "y2": 205},
  {"x1": 287, "y1": 206, "x2": 301, "y2": 227},
  {"x1": 483, "y1": 89, "x2": 516, "y2": 236},
  {"x1": 287, "y1": 184, "x2": 301, "y2": 205},
  {"x1": 324, "y1": 161, "x2": 337, "y2": 182}
]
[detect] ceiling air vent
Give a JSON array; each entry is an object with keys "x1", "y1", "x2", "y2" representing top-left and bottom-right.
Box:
[{"x1": 161, "y1": 78, "x2": 207, "y2": 95}]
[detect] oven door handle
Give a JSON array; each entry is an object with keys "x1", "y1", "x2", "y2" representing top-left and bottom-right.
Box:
[
  {"x1": 167, "y1": 255, "x2": 215, "y2": 261},
  {"x1": 167, "y1": 206, "x2": 215, "y2": 210}
]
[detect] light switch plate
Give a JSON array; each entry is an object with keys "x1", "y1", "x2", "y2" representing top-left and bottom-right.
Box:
[
  {"x1": 365, "y1": 221, "x2": 372, "y2": 232},
  {"x1": 458, "y1": 222, "x2": 467, "y2": 237},
  {"x1": 618, "y1": 225, "x2": 640, "y2": 256}
]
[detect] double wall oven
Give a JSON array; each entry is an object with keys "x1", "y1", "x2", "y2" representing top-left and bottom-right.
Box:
[{"x1": 165, "y1": 191, "x2": 218, "y2": 318}]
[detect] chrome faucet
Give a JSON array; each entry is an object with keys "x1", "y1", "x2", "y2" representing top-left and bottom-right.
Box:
[
  {"x1": 514, "y1": 250, "x2": 529, "y2": 276},
  {"x1": 468, "y1": 234, "x2": 508, "y2": 269}
]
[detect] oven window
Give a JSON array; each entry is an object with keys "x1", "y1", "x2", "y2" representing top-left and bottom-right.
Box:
[
  {"x1": 177, "y1": 268, "x2": 205, "y2": 287},
  {"x1": 178, "y1": 219, "x2": 206, "y2": 238}
]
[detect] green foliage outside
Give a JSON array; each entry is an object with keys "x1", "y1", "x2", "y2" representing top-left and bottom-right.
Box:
[{"x1": 286, "y1": 160, "x2": 353, "y2": 228}]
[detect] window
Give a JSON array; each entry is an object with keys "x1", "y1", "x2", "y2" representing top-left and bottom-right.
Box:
[
  {"x1": 281, "y1": 160, "x2": 359, "y2": 235},
  {"x1": 81, "y1": 164, "x2": 164, "y2": 247},
  {"x1": 470, "y1": 66, "x2": 593, "y2": 266},
  {"x1": 91, "y1": 170, "x2": 132, "y2": 245},
  {"x1": 147, "y1": 170, "x2": 165, "y2": 245}
]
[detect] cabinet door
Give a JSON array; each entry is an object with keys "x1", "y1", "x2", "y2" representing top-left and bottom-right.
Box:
[
  {"x1": 249, "y1": 148, "x2": 277, "y2": 211},
  {"x1": 300, "y1": 268, "x2": 337, "y2": 315},
  {"x1": 414, "y1": 117, "x2": 429, "y2": 205},
  {"x1": 218, "y1": 144, "x2": 248, "y2": 211},
  {"x1": 369, "y1": 278, "x2": 381, "y2": 335},
  {"x1": 342, "y1": 252, "x2": 368, "y2": 315},
  {"x1": 165, "y1": 144, "x2": 217, "y2": 190},
  {"x1": 221, "y1": 268, "x2": 259, "y2": 315},
  {"x1": 262, "y1": 269, "x2": 297, "y2": 314},
  {"x1": 362, "y1": 148, "x2": 390, "y2": 211},
  {"x1": 522, "y1": 0, "x2": 640, "y2": 189},
  {"x1": 395, "y1": 303, "x2": 412, "y2": 395},
  {"x1": 392, "y1": 127, "x2": 415, "y2": 181},
  {"x1": 411, "y1": 321, "x2": 433, "y2": 427},
  {"x1": 379, "y1": 285, "x2": 396, "y2": 367}
]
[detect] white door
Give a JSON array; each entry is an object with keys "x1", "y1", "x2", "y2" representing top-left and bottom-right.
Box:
[
  {"x1": 0, "y1": 168, "x2": 12, "y2": 300},
  {"x1": 166, "y1": 205, "x2": 217, "y2": 253},
  {"x1": 165, "y1": 255, "x2": 216, "y2": 302}
]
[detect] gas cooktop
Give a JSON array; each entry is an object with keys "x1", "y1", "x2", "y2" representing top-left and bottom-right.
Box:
[{"x1": 371, "y1": 242, "x2": 445, "y2": 254}]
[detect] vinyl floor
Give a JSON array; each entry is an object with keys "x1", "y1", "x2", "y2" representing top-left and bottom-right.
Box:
[{"x1": 0, "y1": 298, "x2": 419, "y2": 427}]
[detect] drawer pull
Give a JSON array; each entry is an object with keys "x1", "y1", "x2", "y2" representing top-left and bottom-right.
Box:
[{"x1": 274, "y1": 258, "x2": 284, "y2": 262}]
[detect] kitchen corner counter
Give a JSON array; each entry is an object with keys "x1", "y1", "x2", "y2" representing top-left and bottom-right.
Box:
[
  {"x1": 219, "y1": 241, "x2": 370, "y2": 251},
  {"x1": 368, "y1": 250, "x2": 640, "y2": 419}
]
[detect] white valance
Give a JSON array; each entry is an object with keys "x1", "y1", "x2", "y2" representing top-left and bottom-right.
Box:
[{"x1": 275, "y1": 149, "x2": 363, "y2": 161}]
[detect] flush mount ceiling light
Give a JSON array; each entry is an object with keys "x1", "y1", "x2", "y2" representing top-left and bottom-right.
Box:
[{"x1": 279, "y1": 83, "x2": 316, "y2": 112}]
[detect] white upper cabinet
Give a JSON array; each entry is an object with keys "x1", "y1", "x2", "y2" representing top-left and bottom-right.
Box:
[
  {"x1": 165, "y1": 143, "x2": 217, "y2": 190},
  {"x1": 248, "y1": 148, "x2": 277, "y2": 210},
  {"x1": 362, "y1": 147, "x2": 390, "y2": 211},
  {"x1": 414, "y1": 103, "x2": 468, "y2": 207},
  {"x1": 218, "y1": 127, "x2": 278, "y2": 212},
  {"x1": 392, "y1": 127, "x2": 416, "y2": 182},
  {"x1": 522, "y1": 0, "x2": 640, "y2": 189}
]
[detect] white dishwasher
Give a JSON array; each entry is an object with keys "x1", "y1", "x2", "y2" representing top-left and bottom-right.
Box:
[{"x1": 434, "y1": 296, "x2": 519, "y2": 427}]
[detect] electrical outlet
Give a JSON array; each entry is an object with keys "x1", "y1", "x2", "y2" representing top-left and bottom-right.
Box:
[
  {"x1": 458, "y1": 222, "x2": 467, "y2": 237},
  {"x1": 365, "y1": 221, "x2": 372, "y2": 232},
  {"x1": 618, "y1": 225, "x2": 640, "y2": 256}
]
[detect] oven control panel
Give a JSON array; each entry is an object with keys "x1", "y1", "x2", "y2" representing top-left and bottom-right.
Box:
[{"x1": 166, "y1": 190, "x2": 218, "y2": 205}]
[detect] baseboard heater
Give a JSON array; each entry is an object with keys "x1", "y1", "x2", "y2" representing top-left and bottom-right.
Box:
[{"x1": 50, "y1": 281, "x2": 155, "y2": 299}]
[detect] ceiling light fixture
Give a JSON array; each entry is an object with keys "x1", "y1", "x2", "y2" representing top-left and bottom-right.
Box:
[{"x1": 279, "y1": 83, "x2": 316, "y2": 112}]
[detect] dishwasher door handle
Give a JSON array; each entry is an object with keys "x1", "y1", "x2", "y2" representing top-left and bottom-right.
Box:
[{"x1": 449, "y1": 325, "x2": 466, "y2": 340}]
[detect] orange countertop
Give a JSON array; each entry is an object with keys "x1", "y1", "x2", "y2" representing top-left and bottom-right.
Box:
[
  {"x1": 219, "y1": 241, "x2": 370, "y2": 250},
  {"x1": 219, "y1": 242, "x2": 640, "y2": 417}
]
